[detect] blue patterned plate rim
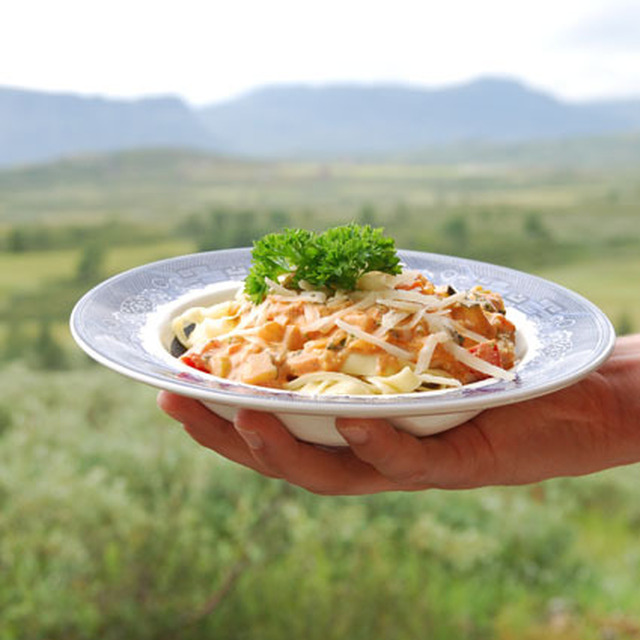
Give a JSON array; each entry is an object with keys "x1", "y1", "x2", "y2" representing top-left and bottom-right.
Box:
[{"x1": 70, "y1": 248, "x2": 616, "y2": 417}]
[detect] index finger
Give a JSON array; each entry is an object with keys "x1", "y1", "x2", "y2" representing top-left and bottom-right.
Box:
[
  {"x1": 336, "y1": 417, "x2": 498, "y2": 489},
  {"x1": 234, "y1": 409, "x2": 397, "y2": 495}
]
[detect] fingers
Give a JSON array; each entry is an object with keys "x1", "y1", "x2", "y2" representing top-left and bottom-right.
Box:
[
  {"x1": 336, "y1": 418, "x2": 432, "y2": 486},
  {"x1": 156, "y1": 392, "x2": 281, "y2": 478},
  {"x1": 336, "y1": 417, "x2": 499, "y2": 490},
  {"x1": 234, "y1": 409, "x2": 394, "y2": 495},
  {"x1": 158, "y1": 392, "x2": 386, "y2": 493},
  {"x1": 159, "y1": 392, "x2": 505, "y2": 493}
]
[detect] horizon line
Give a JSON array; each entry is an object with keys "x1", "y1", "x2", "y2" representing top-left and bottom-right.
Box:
[{"x1": 2, "y1": 75, "x2": 640, "y2": 107}]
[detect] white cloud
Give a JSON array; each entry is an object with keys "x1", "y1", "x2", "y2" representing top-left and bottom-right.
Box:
[
  {"x1": 563, "y1": 1, "x2": 640, "y2": 52},
  {"x1": 1, "y1": 0, "x2": 639, "y2": 103}
]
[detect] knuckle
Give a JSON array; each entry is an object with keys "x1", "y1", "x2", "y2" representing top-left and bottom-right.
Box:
[
  {"x1": 376, "y1": 430, "x2": 431, "y2": 485},
  {"x1": 390, "y1": 467, "x2": 430, "y2": 487},
  {"x1": 262, "y1": 469, "x2": 284, "y2": 480},
  {"x1": 446, "y1": 422, "x2": 501, "y2": 487},
  {"x1": 299, "y1": 482, "x2": 337, "y2": 496}
]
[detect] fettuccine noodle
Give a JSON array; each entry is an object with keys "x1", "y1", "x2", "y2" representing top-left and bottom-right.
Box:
[{"x1": 172, "y1": 269, "x2": 517, "y2": 396}]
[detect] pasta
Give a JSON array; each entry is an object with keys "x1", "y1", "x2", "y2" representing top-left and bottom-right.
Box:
[{"x1": 171, "y1": 269, "x2": 517, "y2": 396}]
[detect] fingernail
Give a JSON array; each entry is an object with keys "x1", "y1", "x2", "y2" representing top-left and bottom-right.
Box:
[
  {"x1": 339, "y1": 426, "x2": 369, "y2": 445},
  {"x1": 237, "y1": 429, "x2": 264, "y2": 450}
]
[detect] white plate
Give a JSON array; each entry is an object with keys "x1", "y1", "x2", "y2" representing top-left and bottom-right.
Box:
[{"x1": 70, "y1": 249, "x2": 615, "y2": 446}]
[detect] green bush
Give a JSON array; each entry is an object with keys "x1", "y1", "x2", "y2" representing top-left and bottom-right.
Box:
[
  {"x1": 2, "y1": 364, "x2": 640, "y2": 639},
  {"x1": 28, "y1": 322, "x2": 69, "y2": 370}
]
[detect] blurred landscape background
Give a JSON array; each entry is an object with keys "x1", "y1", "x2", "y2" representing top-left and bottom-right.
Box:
[{"x1": 2, "y1": 0, "x2": 640, "y2": 637}]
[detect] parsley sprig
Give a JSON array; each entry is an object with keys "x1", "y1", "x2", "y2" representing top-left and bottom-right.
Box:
[{"x1": 244, "y1": 223, "x2": 402, "y2": 303}]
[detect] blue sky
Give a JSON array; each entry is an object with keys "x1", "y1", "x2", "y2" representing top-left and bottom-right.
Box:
[{"x1": 2, "y1": 0, "x2": 639, "y2": 104}]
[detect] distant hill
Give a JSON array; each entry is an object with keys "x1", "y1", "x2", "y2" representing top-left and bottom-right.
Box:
[
  {"x1": 0, "y1": 87, "x2": 216, "y2": 167},
  {"x1": 1, "y1": 77, "x2": 640, "y2": 166},
  {"x1": 588, "y1": 98, "x2": 640, "y2": 128},
  {"x1": 402, "y1": 132, "x2": 640, "y2": 169},
  {"x1": 0, "y1": 142, "x2": 638, "y2": 226},
  {"x1": 198, "y1": 77, "x2": 640, "y2": 157},
  {"x1": 0, "y1": 148, "x2": 260, "y2": 223}
]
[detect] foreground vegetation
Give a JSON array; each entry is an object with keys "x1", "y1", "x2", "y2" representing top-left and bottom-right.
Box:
[
  {"x1": 2, "y1": 364, "x2": 640, "y2": 639},
  {"x1": 1, "y1": 149, "x2": 640, "y2": 638}
]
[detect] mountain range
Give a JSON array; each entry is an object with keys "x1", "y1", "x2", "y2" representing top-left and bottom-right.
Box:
[
  {"x1": 0, "y1": 88, "x2": 214, "y2": 167},
  {"x1": 1, "y1": 77, "x2": 639, "y2": 166}
]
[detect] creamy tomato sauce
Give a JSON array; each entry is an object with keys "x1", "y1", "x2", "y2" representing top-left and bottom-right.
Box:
[{"x1": 173, "y1": 270, "x2": 517, "y2": 395}]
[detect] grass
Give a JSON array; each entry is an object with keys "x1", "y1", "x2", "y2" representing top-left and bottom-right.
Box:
[
  {"x1": 0, "y1": 247, "x2": 79, "y2": 295},
  {"x1": 0, "y1": 239, "x2": 193, "y2": 295},
  {"x1": 103, "y1": 239, "x2": 196, "y2": 274},
  {"x1": 535, "y1": 253, "x2": 640, "y2": 330},
  {"x1": 2, "y1": 364, "x2": 640, "y2": 639},
  {"x1": 3, "y1": 235, "x2": 638, "y2": 347},
  {"x1": 0, "y1": 150, "x2": 633, "y2": 225},
  {"x1": 0, "y1": 239, "x2": 196, "y2": 351},
  {"x1": 1, "y1": 150, "x2": 640, "y2": 637}
]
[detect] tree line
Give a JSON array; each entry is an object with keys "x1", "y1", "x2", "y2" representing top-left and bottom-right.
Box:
[{"x1": 1, "y1": 203, "x2": 634, "y2": 370}]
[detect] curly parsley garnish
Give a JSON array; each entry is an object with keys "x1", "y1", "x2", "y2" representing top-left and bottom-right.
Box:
[{"x1": 244, "y1": 223, "x2": 402, "y2": 303}]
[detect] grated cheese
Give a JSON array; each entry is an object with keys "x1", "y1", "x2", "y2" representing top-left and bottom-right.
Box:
[
  {"x1": 444, "y1": 342, "x2": 516, "y2": 381},
  {"x1": 375, "y1": 310, "x2": 410, "y2": 337},
  {"x1": 415, "y1": 331, "x2": 449, "y2": 373},
  {"x1": 265, "y1": 277, "x2": 296, "y2": 296},
  {"x1": 304, "y1": 295, "x2": 376, "y2": 332},
  {"x1": 377, "y1": 298, "x2": 423, "y2": 312},
  {"x1": 418, "y1": 373, "x2": 463, "y2": 387},
  {"x1": 335, "y1": 318, "x2": 413, "y2": 361},
  {"x1": 303, "y1": 303, "x2": 321, "y2": 326}
]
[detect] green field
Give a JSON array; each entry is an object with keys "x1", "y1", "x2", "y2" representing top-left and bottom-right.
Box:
[
  {"x1": 2, "y1": 151, "x2": 639, "y2": 337},
  {"x1": 3, "y1": 236, "x2": 639, "y2": 347},
  {"x1": 3, "y1": 364, "x2": 640, "y2": 639},
  {"x1": 1, "y1": 149, "x2": 640, "y2": 638},
  {"x1": 0, "y1": 239, "x2": 193, "y2": 294},
  {"x1": 537, "y1": 254, "x2": 640, "y2": 331},
  {"x1": 1, "y1": 149, "x2": 637, "y2": 226}
]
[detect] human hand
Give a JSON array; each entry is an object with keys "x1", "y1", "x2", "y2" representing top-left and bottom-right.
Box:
[{"x1": 157, "y1": 335, "x2": 640, "y2": 495}]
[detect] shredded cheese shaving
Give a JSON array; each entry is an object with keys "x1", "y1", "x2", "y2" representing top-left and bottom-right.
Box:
[
  {"x1": 444, "y1": 342, "x2": 516, "y2": 381},
  {"x1": 335, "y1": 318, "x2": 414, "y2": 361},
  {"x1": 172, "y1": 268, "x2": 518, "y2": 395}
]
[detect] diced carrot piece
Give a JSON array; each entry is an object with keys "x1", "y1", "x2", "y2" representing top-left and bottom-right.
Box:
[
  {"x1": 396, "y1": 274, "x2": 433, "y2": 293},
  {"x1": 181, "y1": 353, "x2": 210, "y2": 373},
  {"x1": 491, "y1": 314, "x2": 516, "y2": 336},
  {"x1": 397, "y1": 281, "x2": 423, "y2": 291},
  {"x1": 228, "y1": 342, "x2": 244, "y2": 355},
  {"x1": 469, "y1": 342, "x2": 503, "y2": 368},
  {"x1": 210, "y1": 356, "x2": 231, "y2": 378},
  {"x1": 284, "y1": 324, "x2": 304, "y2": 350},
  {"x1": 342, "y1": 312, "x2": 376, "y2": 332},
  {"x1": 378, "y1": 354, "x2": 401, "y2": 376},
  {"x1": 347, "y1": 338, "x2": 381, "y2": 354},
  {"x1": 287, "y1": 352, "x2": 322, "y2": 376},
  {"x1": 257, "y1": 321, "x2": 286, "y2": 343},
  {"x1": 429, "y1": 344, "x2": 477, "y2": 384},
  {"x1": 201, "y1": 338, "x2": 222, "y2": 353},
  {"x1": 238, "y1": 352, "x2": 278, "y2": 385}
]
